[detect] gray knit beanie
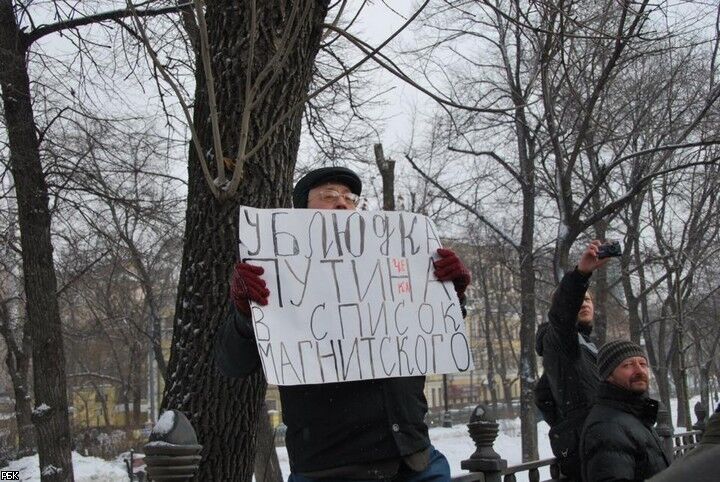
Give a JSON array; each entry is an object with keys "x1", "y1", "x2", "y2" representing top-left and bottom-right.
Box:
[{"x1": 598, "y1": 340, "x2": 647, "y2": 379}]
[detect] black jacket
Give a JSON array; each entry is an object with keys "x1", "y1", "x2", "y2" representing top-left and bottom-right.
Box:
[
  {"x1": 581, "y1": 382, "x2": 670, "y2": 482},
  {"x1": 537, "y1": 268, "x2": 599, "y2": 417},
  {"x1": 214, "y1": 306, "x2": 431, "y2": 474}
]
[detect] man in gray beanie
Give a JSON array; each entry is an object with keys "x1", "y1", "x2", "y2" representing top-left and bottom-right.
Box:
[{"x1": 580, "y1": 340, "x2": 670, "y2": 482}]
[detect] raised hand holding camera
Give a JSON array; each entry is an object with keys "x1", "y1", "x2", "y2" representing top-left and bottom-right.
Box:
[
  {"x1": 577, "y1": 240, "x2": 616, "y2": 275},
  {"x1": 597, "y1": 240, "x2": 622, "y2": 259}
]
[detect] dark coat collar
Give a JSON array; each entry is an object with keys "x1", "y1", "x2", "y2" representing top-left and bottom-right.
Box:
[
  {"x1": 596, "y1": 381, "x2": 659, "y2": 427},
  {"x1": 577, "y1": 322, "x2": 593, "y2": 338}
]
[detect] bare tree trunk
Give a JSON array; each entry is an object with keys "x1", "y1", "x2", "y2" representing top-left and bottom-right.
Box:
[
  {"x1": 0, "y1": 2, "x2": 74, "y2": 480},
  {"x1": 0, "y1": 304, "x2": 35, "y2": 455},
  {"x1": 161, "y1": 2, "x2": 329, "y2": 479},
  {"x1": 518, "y1": 244, "x2": 538, "y2": 461},
  {"x1": 6, "y1": 347, "x2": 34, "y2": 454},
  {"x1": 591, "y1": 216, "x2": 609, "y2": 345},
  {"x1": 648, "y1": 306, "x2": 673, "y2": 429},
  {"x1": 671, "y1": 341, "x2": 691, "y2": 428},
  {"x1": 491, "y1": 288, "x2": 512, "y2": 409},
  {"x1": 11, "y1": 369, "x2": 35, "y2": 455},
  {"x1": 253, "y1": 401, "x2": 283, "y2": 482},
  {"x1": 132, "y1": 381, "x2": 142, "y2": 427},
  {"x1": 110, "y1": 207, "x2": 167, "y2": 378},
  {"x1": 477, "y1": 255, "x2": 498, "y2": 408},
  {"x1": 517, "y1": 106, "x2": 538, "y2": 462},
  {"x1": 374, "y1": 143, "x2": 396, "y2": 211},
  {"x1": 88, "y1": 383, "x2": 111, "y2": 428},
  {"x1": 620, "y1": 195, "x2": 646, "y2": 345}
]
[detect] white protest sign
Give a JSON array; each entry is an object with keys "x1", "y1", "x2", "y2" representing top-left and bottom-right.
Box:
[{"x1": 238, "y1": 206, "x2": 474, "y2": 385}]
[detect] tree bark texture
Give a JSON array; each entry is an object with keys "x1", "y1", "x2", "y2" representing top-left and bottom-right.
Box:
[
  {"x1": 476, "y1": 255, "x2": 498, "y2": 408},
  {"x1": 253, "y1": 401, "x2": 283, "y2": 482},
  {"x1": 0, "y1": 2, "x2": 74, "y2": 480},
  {"x1": 374, "y1": 143, "x2": 395, "y2": 211},
  {"x1": 161, "y1": 2, "x2": 329, "y2": 480},
  {"x1": 518, "y1": 243, "x2": 538, "y2": 461},
  {"x1": 0, "y1": 303, "x2": 34, "y2": 455},
  {"x1": 516, "y1": 103, "x2": 538, "y2": 462},
  {"x1": 590, "y1": 272, "x2": 609, "y2": 334}
]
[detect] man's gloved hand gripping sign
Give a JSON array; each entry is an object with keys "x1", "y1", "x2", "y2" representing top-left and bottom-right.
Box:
[{"x1": 238, "y1": 206, "x2": 474, "y2": 385}]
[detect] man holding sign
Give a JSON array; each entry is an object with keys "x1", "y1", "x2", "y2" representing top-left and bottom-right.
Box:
[{"x1": 215, "y1": 167, "x2": 472, "y2": 481}]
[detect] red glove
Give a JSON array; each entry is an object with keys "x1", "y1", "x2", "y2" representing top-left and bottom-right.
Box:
[
  {"x1": 434, "y1": 248, "x2": 471, "y2": 303},
  {"x1": 230, "y1": 262, "x2": 269, "y2": 316}
]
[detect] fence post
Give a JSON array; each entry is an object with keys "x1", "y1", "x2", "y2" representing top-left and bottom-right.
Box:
[
  {"x1": 461, "y1": 405, "x2": 507, "y2": 482},
  {"x1": 655, "y1": 402, "x2": 674, "y2": 461},
  {"x1": 143, "y1": 410, "x2": 202, "y2": 481}
]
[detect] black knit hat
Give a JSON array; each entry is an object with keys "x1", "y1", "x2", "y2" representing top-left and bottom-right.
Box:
[
  {"x1": 598, "y1": 340, "x2": 647, "y2": 379},
  {"x1": 292, "y1": 167, "x2": 362, "y2": 208}
]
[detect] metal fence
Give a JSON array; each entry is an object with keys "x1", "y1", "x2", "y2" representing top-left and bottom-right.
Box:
[{"x1": 451, "y1": 402, "x2": 709, "y2": 482}]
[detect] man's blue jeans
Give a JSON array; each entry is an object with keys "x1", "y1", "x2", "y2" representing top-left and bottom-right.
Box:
[{"x1": 287, "y1": 447, "x2": 451, "y2": 482}]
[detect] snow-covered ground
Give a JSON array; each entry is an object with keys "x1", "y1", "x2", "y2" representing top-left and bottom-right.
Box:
[
  {"x1": 4, "y1": 395, "x2": 705, "y2": 481},
  {"x1": 273, "y1": 419, "x2": 554, "y2": 481},
  {"x1": 6, "y1": 451, "x2": 128, "y2": 481}
]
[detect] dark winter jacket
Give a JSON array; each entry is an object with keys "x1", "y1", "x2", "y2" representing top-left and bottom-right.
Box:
[
  {"x1": 214, "y1": 305, "x2": 431, "y2": 475},
  {"x1": 537, "y1": 268, "x2": 600, "y2": 418},
  {"x1": 648, "y1": 411, "x2": 720, "y2": 482},
  {"x1": 581, "y1": 382, "x2": 670, "y2": 482},
  {"x1": 535, "y1": 269, "x2": 601, "y2": 481}
]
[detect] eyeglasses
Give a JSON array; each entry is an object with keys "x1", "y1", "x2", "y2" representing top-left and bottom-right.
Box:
[{"x1": 310, "y1": 189, "x2": 361, "y2": 206}]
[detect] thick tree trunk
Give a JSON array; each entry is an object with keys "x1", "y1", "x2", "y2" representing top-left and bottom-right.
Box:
[
  {"x1": 161, "y1": 2, "x2": 329, "y2": 480},
  {"x1": 0, "y1": 2, "x2": 74, "y2": 480}
]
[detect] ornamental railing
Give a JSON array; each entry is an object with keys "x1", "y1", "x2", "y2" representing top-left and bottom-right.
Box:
[
  {"x1": 135, "y1": 399, "x2": 710, "y2": 482},
  {"x1": 451, "y1": 401, "x2": 709, "y2": 482}
]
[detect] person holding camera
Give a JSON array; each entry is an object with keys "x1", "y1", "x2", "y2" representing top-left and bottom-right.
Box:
[{"x1": 535, "y1": 240, "x2": 617, "y2": 480}]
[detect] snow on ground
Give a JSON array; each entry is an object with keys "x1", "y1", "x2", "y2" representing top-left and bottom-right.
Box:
[
  {"x1": 273, "y1": 419, "x2": 554, "y2": 482},
  {"x1": 273, "y1": 395, "x2": 702, "y2": 481},
  {"x1": 7, "y1": 451, "x2": 128, "y2": 481},
  {"x1": 5, "y1": 395, "x2": 707, "y2": 481}
]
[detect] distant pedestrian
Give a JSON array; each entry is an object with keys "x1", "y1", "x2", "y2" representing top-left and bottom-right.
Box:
[{"x1": 580, "y1": 340, "x2": 670, "y2": 482}]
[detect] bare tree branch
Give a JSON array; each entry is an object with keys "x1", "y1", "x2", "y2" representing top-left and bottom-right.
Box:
[
  {"x1": 405, "y1": 153, "x2": 519, "y2": 250},
  {"x1": 26, "y1": 1, "x2": 192, "y2": 45}
]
